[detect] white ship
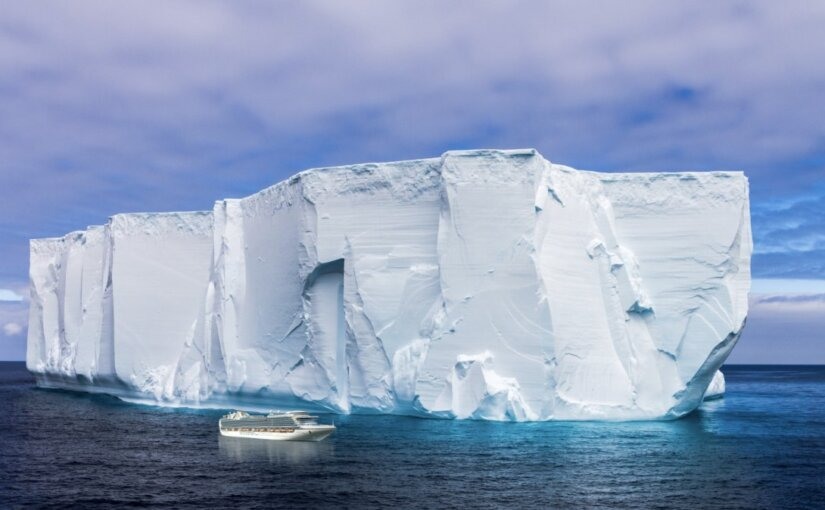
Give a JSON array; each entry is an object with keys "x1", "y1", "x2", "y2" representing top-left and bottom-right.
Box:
[{"x1": 219, "y1": 410, "x2": 335, "y2": 441}]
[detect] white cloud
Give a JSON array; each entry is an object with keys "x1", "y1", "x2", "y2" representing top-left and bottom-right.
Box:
[
  {"x1": 750, "y1": 293, "x2": 825, "y2": 314},
  {"x1": 0, "y1": 301, "x2": 28, "y2": 358},
  {"x1": 1, "y1": 2, "x2": 824, "y2": 193},
  {"x1": 732, "y1": 291, "x2": 825, "y2": 364},
  {"x1": 3, "y1": 322, "x2": 23, "y2": 336},
  {"x1": 751, "y1": 279, "x2": 825, "y2": 294},
  {"x1": 0, "y1": 0, "x2": 824, "y2": 290},
  {"x1": 0, "y1": 289, "x2": 23, "y2": 302}
]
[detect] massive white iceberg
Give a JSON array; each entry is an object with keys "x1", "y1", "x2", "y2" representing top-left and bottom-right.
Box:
[{"x1": 27, "y1": 149, "x2": 751, "y2": 420}]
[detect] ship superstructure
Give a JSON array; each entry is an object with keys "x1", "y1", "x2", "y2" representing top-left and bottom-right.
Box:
[{"x1": 219, "y1": 410, "x2": 335, "y2": 441}]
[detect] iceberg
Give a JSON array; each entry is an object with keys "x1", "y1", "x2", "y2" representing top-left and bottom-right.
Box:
[
  {"x1": 27, "y1": 149, "x2": 750, "y2": 420},
  {"x1": 703, "y1": 370, "x2": 726, "y2": 401}
]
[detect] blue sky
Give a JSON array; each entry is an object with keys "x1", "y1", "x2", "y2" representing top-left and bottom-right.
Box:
[{"x1": 1, "y1": 1, "x2": 823, "y2": 361}]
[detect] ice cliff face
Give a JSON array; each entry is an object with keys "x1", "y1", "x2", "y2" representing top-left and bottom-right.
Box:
[{"x1": 27, "y1": 149, "x2": 751, "y2": 421}]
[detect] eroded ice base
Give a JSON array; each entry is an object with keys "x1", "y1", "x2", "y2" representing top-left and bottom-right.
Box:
[
  {"x1": 27, "y1": 149, "x2": 750, "y2": 421},
  {"x1": 703, "y1": 370, "x2": 726, "y2": 401}
]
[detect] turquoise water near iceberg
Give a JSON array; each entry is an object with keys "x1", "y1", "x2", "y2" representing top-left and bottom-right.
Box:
[{"x1": 1, "y1": 363, "x2": 824, "y2": 509}]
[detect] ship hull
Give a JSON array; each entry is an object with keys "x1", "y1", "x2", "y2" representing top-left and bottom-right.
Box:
[{"x1": 219, "y1": 426, "x2": 334, "y2": 442}]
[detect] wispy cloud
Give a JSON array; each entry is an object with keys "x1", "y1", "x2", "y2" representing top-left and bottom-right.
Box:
[
  {"x1": 0, "y1": 300, "x2": 28, "y2": 359},
  {"x1": 751, "y1": 293, "x2": 825, "y2": 314},
  {"x1": 751, "y1": 186, "x2": 825, "y2": 278},
  {"x1": 731, "y1": 291, "x2": 825, "y2": 364},
  {"x1": 751, "y1": 279, "x2": 825, "y2": 294},
  {"x1": 3, "y1": 322, "x2": 22, "y2": 336}
]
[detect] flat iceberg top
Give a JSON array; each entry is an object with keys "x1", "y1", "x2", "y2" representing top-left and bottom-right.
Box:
[
  {"x1": 109, "y1": 211, "x2": 213, "y2": 236},
  {"x1": 27, "y1": 149, "x2": 750, "y2": 421},
  {"x1": 250, "y1": 148, "x2": 744, "y2": 202}
]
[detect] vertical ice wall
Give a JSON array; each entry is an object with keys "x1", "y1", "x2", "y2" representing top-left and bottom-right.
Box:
[
  {"x1": 598, "y1": 172, "x2": 750, "y2": 416},
  {"x1": 28, "y1": 212, "x2": 213, "y2": 398},
  {"x1": 27, "y1": 228, "x2": 108, "y2": 383},
  {"x1": 108, "y1": 213, "x2": 213, "y2": 400},
  {"x1": 208, "y1": 160, "x2": 443, "y2": 413},
  {"x1": 27, "y1": 149, "x2": 751, "y2": 421},
  {"x1": 421, "y1": 151, "x2": 551, "y2": 420},
  {"x1": 303, "y1": 159, "x2": 443, "y2": 413},
  {"x1": 209, "y1": 179, "x2": 320, "y2": 408},
  {"x1": 532, "y1": 165, "x2": 750, "y2": 418}
]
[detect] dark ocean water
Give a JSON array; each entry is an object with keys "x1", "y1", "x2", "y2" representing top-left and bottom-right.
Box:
[{"x1": 1, "y1": 363, "x2": 824, "y2": 509}]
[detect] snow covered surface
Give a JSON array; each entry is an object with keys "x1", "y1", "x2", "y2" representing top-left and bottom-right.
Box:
[{"x1": 27, "y1": 149, "x2": 749, "y2": 420}]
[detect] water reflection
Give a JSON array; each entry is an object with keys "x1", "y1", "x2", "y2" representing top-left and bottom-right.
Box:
[{"x1": 218, "y1": 435, "x2": 334, "y2": 465}]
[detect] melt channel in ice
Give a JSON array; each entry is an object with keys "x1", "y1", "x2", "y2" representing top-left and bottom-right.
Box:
[{"x1": 27, "y1": 149, "x2": 750, "y2": 421}]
